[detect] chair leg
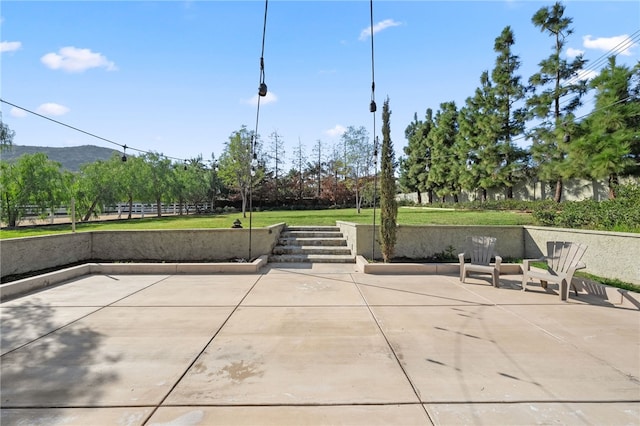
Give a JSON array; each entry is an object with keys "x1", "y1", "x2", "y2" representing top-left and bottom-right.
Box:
[
  {"x1": 492, "y1": 270, "x2": 499, "y2": 288},
  {"x1": 559, "y1": 279, "x2": 568, "y2": 301}
]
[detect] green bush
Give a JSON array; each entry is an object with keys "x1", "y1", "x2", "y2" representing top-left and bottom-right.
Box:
[{"x1": 531, "y1": 183, "x2": 640, "y2": 232}]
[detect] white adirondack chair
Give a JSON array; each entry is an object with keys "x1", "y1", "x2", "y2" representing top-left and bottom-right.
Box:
[
  {"x1": 522, "y1": 241, "x2": 587, "y2": 301},
  {"x1": 459, "y1": 236, "x2": 502, "y2": 287}
]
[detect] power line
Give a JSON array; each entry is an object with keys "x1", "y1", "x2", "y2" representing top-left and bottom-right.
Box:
[{"x1": 0, "y1": 98, "x2": 189, "y2": 163}]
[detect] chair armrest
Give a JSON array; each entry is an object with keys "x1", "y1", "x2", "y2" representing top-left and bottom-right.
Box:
[
  {"x1": 495, "y1": 255, "x2": 502, "y2": 271},
  {"x1": 523, "y1": 257, "x2": 546, "y2": 272},
  {"x1": 458, "y1": 253, "x2": 466, "y2": 264},
  {"x1": 575, "y1": 261, "x2": 586, "y2": 271}
]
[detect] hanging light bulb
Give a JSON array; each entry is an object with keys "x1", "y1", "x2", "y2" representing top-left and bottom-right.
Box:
[
  {"x1": 121, "y1": 145, "x2": 128, "y2": 162},
  {"x1": 563, "y1": 134, "x2": 570, "y2": 143},
  {"x1": 259, "y1": 83, "x2": 268, "y2": 97},
  {"x1": 369, "y1": 100, "x2": 377, "y2": 113}
]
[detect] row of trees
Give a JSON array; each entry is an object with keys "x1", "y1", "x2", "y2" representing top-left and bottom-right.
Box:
[
  {"x1": 0, "y1": 121, "x2": 386, "y2": 227},
  {"x1": 400, "y1": 2, "x2": 640, "y2": 203}
]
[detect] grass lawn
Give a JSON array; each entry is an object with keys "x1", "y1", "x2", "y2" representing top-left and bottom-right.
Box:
[{"x1": 0, "y1": 207, "x2": 536, "y2": 239}]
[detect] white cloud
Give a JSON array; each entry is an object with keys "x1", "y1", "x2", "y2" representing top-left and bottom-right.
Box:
[
  {"x1": 10, "y1": 107, "x2": 28, "y2": 118},
  {"x1": 325, "y1": 124, "x2": 347, "y2": 138},
  {"x1": 583, "y1": 34, "x2": 637, "y2": 56},
  {"x1": 36, "y1": 103, "x2": 70, "y2": 116},
  {"x1": 1, "y1": 41, "x2": 22, "y2": 53},
  {"x1": 245, "y1": 91, "x2": 278, "y2": 106},
  {"x1": 359, "y1": 19, "x2": 402, "y2": 41},
  {"x1": 566, "y1": 47, "x2": 584, "y2": 58},
  {"x1": 41, "y1": 46, "x2": 117, "y2": 72}
]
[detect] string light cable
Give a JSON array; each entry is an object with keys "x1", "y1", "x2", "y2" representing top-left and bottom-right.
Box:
[
  {"x1": 249, "y1": 0, "x2": 269, "y2": 261},
  {"x1": 368, "y1": 0, "x2": 379, "y2": 261},
  {"x1": 0, "y1": 98, "x2": 190, "y2": 164}
]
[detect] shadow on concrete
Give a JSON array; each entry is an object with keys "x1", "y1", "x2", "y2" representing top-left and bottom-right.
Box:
[{"x1": 0, "y1": 303, "x2": 118, "y2": 408}]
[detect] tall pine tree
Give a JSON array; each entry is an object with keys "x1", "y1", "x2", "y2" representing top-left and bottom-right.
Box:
[
  {"x1": 527, "y1": 1, "x2": 587, "y2": 202},
  {"x1": 569, "y1": 57, "x2": 639, "y2": 198},
  {"x1": 400, "y1": 109, "x2": 434, "y2": 203},
  {"x1": 492, "y1": 26, "x2": 528, "y2": 198}
]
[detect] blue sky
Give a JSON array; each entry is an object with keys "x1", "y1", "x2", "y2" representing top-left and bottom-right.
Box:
[{"x1": 2, "y1": 1, "x2": 639, "y2": 167}]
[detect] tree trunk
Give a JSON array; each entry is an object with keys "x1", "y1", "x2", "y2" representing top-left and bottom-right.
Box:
[
  {"x1": 156, "y1": 199, "x2": 162, "y2": 217},
  {"x1": 416, "y1": 190, "x2": 422, "y2": 204},
  {"x1": 482, "y1": 188, "x2": 487, "y2": 202},
  {"x1": 554, "y1": 179, "x2": 563, "y2": 203},
  {"x1": 83, "y1": 198, "x2": 99, "y2": 222},
  {"x1": 127, "y1": 196, "x2": 133, "y2": 219},
  {"x1": 608, "y1": 173, "x2": 619, "y2": 199},
  {"x1": 506, "y1": 178, "x2": 514, "y2": 199}
]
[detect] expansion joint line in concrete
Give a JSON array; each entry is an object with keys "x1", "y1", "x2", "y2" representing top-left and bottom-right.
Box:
[
  {"x1": 350, "y1": 273, "x2": 435, "y2": 425},
  {"x1": 0, "y1": 275, "x2": 173, "y2": 358},
  {"x1": 141, "y1": 273, "x2": 265, "y2": 425}
]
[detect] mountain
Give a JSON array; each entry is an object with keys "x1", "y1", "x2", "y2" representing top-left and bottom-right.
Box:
[{"x1": 0, "y1": 144, "x2": 120, "y2": 172}]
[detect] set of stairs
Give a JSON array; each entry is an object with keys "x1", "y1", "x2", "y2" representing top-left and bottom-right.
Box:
[{"x1": 269, "y1": 226, "x2": 355, "y2": 263}]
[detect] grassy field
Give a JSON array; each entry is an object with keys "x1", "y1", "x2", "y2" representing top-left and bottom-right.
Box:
[{"x1": 0, "y1": 207, "x2": 536, "y2": 239}]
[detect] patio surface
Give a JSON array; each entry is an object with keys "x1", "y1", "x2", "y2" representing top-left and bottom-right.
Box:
[{"x1": 1, "y1": 263, "x2": 639, "y2": 425}]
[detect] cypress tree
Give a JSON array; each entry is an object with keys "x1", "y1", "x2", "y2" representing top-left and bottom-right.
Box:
[{"x1": 379, "y1": 97, "x2": 397, "y2": 263}]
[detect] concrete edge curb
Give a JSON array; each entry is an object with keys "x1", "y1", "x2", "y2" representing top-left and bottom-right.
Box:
[
  {"x1": 356, "y1": 256, "x2": 639, "y2": 310},
  {"x1": 357, "y1": 255, "x2": 521, "y2": 275},
  {"x1": 0, "y1": 255, "x2": 269, "y2": 302}
]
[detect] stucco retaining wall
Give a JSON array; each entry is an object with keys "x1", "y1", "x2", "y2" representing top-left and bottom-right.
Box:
[
  {"x1": 524, "y1": 226, "x2": 639, "y2": 285},
  {"x1": 1, "y1": 224, "x2": 284, "y2": 279},
  {"x1": 338, "y1": 223, "x2": 524, "y2": 261},
  {"x1": 339, "y1": 223, "x2": 638, "y2": 284}
]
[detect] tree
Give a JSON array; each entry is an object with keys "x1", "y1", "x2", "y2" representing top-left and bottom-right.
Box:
[
  {"x1": 139, "y1": 152, "x2": 176, "y2": 217},
  {"x1": 457, "y1": 72, "x2": 501, "y2": 201},
  {"x1": 427, "y1": 102, "x2": 460, "y2": 202},
  {"x1": 174, "y1": 156, "x2": 210, "y2": 213},
  {"x1": 568, "y1": 57, "x2": 639, "y2": 198},
  {"x1": 399, "y1": 109, "x2": 433, "y2": 203},
  {"x1": 266, "y1": 131, "x2": 285, "y2": 204},
  {"x1": 312, "y1": 139, "x2": 325, "y2": 198},
  {"x1": 379, "y1": 97, "x2": 397, "y2": 262},
  {"x1": 218, "y1": 126, "x2": 261, "y2": 217},
  {"x1": 491, "y1": 26, "x2": 528, "y2": 198},
  {"x1": 1, "y1": 113, "x2": 15, "y2": 152},
  {"x1": 341, "y1": 126, "x2": 372, "y2": 213},
  {"x1": 119, "y1": 154, "x2": 145, "y2": 219},
  {"x1": 527, "y1": 1, "x2": 587, "y2": 202},
  {"x1": 0, "y1": 153, "x2": 66, "y2": 227},
  {"x1": 73, "y1": 154, "x2": 123, "y2": 221},
  {"x1": 292, "y1": 138, "x2": 307, "y2": 202}
]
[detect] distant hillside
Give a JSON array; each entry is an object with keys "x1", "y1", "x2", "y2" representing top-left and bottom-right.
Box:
[{"x1": 0, "y1": 144, "x2": 120, "y2": 172}]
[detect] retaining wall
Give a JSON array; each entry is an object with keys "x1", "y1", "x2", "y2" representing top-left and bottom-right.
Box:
[
  {"x1": 2, "y1": 222, "x2": 638, "y2": 285},
  {"x1": 337, "y1": 222, "x2": 638, "y2": 285},
  {"x1": 1, "y1": 223, "x2": 285, "y2": 279}
]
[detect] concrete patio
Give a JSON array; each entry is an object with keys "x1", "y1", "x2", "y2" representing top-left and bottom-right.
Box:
[{"x1": 1, "y1": 264, "x2": 639, "y2": 425}]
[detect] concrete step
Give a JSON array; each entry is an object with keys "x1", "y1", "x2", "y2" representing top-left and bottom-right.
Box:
[
  {"x1": 281, "y1": 231, "x2": 343, "y2": 239},
  {"x1": 277, "y1": 237, "x2": 348, "y2": 247},
  {"x1": 285, "y1": 226, "x2": 340, "y2": 232},
  {"x1": 270, "y1": 225, "x2": 354, "y2": 264},
  {"x1": 272, "y1": 245, "x2": 353, "y2": 256},
  {"x1": 268, "y1": 254, "x2": 356, "y2": 263}
]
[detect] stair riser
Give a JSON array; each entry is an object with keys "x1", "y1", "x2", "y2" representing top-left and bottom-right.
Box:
[
  {"x1": 286, "y1": 227, "x2": 340, "y2": 232},
  {"x1": 268, "y1": 255, "x2": 355, "y2": 264},
  {"x1": 282, "y1": 232, "x2": 343, "y2": 238},
  {"x1": 273, "y1": 247, "x2": 353, "y2": 255},
  {"x1": 277, "y1": 239, "x2": 347, "y2": 247}
]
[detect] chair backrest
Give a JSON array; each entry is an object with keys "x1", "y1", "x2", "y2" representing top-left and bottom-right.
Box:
[
  {"x1": 545, "y1": 241, "x2": 587, "y2": 273},
  {"x1": 466, "y1": 236, "x2": 497, "y2": 266}
]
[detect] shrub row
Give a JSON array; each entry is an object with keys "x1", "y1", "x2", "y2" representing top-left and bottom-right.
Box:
[{"x1": 531, "y1": 183, "x2": 640, "y2": 232}]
